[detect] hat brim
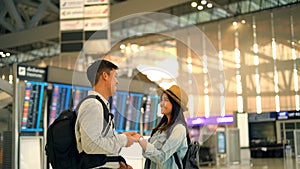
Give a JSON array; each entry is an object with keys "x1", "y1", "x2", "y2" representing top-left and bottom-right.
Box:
[{"x1": 164, "y1": 89, "x2": 188, "y2": 111}]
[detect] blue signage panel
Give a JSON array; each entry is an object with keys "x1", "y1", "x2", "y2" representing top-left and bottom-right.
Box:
[
  {"x1": 17, "y1": 65, "x2": 47, "y2": 82},
  {"x1": 277, "y1": 110, "x2": 300, "y2": 120},
  {"x1": 248, "y1": 112, "x2": 277, "y2": 122},
  {"x1": 217, "y1": 131, "x2": 226, "y2": 153}
]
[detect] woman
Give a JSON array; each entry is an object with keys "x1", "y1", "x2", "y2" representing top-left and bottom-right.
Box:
[{"x1": 135, "y1": 85, "x2": 189, "y2": 169}]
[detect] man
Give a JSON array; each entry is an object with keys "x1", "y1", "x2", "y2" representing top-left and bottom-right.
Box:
[{"x1": 75, "y1": 59, "x2": 136, "y2": 168}]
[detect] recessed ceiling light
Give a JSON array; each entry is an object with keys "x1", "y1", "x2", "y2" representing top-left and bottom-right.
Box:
[
  {"x1": 232, "y1": 21, "x2": 238, "y2": 26},
  {"x1": 191, "y1": 2, "x2": 198, "y2": 8},
  {"x1": 207, "y1": 3, "x2": 213, "y2": 8},
  {"x1": 120, "y1": 44, "x2": 126, "y2": 49},
  {"x1": 201, "y1": 0, "x2": 207, "y2": 5},
  {"x1": 197, "y1": 5, "x2": 204, "y2": 10}
]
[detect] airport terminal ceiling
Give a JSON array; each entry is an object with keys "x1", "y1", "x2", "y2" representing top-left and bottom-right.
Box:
[{"x1": 0, "y1": 0, "x2": 299, "y2": 68}]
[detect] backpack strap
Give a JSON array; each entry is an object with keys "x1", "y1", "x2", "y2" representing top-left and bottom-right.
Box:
[
  {"x1": 174, "y1": 153, "x2": 182, "y2": 169},
  {"x1": 79, "y1": 152, "x2": 128, "y2": 169},
  {"x1": 75, "y1": 95, "x2": 114, "y2": 137},
  {"x1": 97, "y1": 97, "x2": 115, "y2": 136},
  {"x1": 174, "y1": 134, "x2": 190, "y2": 169},
  {"x1": 76, "y1": 95, "x2": 127, "y2": 168}
]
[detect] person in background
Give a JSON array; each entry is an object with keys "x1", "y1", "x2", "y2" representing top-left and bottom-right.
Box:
[
  {"x1": 75, "y1": 59, "x2": 137, "y2": 169},
  {"x1": 134, "y1": 85, "x2": 189, "y2": 169}
]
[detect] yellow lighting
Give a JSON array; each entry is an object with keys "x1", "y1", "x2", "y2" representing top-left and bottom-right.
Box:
[
  {"x1": 188, "y1": 64, "x2": 192, "y2": 73},
  {"x1": 220, "y1": 96, "x2": 225, "y2": 116},
  {"x1": 292, "y1": 48, "x2": 296, "y2": 60},
  {"x1": 120, "y1": 44, "x2": 126, "y2": 50},
  {"x1": 254, "y1": 55, "x2": 259, "y2": 66},
  {"x1": 187, "y1": 57, "x2": 192, "y2": 64},
  {"x1": 204, "y1": 88, "x2": 208, "y2": 94},
  {"x1": 197, "y1": 5, "x2": 204, "y2": 10},
  {"x1": 204, "y1": 95, "x2": 210, "y2": 117},
  {"x1": 294, "y1": 68, "x2": 298, "y2": 92},
  {"x1": 201, "y1": 0, "x2": 207, "y2": 5},
  {"x1": 256, "y1": 96, "x2": 262, "y2": 114},
  {"x1": 275, "y1": 95, "x2": 280, "y2": 112},
  {"x1": 191, "y1": 2, "x2": 198, "y2": 7},
  {"x1": 296, "y1": 95, "x2": 300, "y2": 111},
  {"x1": 207, "y1": 3, "x2": 213, "y2": 8},
  {"x1": 255, "y1": 74, "x2": 260, "y2": 94},
  {"x1": 219, "y1": 84, "x2": 225, "y2": 93},
  {"x1": 218, "y1": 50, "x2": 223, "y2": 59},
  {"x1": 9, "y1": 75, "x2": 13, "y2": 84},
  {"x1": 232, "y1": 21, "x2": 238, "y2": 27},
  {"x1": 237, "y1": 96, "x2": 243, "y2": 112},
  {"x1": 272, "y1": 39, "x2": 277, "y2": 60},
  {"x1": 253, "y1": 43, "x2": 258, "y2": 53}
]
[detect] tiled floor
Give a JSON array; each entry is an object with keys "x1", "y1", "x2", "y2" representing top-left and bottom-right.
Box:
[{"x1": 201, "y1": 158, "x2": 300, "y2": 169}]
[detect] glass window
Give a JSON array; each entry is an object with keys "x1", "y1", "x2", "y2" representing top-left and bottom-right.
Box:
[
  {"x1": 285, "y1": 122, "x2": 295, "y2": 129},
  {"x1": 286, "y1": 131, "x2": 294, "y2": 141},
  {"x1": 296, "y1": 122, "x2": 300, "y2": 129}
]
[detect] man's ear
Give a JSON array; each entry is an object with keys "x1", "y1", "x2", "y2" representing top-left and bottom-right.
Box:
[{"x1": 102, "y1": 71, "x2": 108, "y2": 80}]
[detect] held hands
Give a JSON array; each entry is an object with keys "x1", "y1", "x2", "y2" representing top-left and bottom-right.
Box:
[
  {"x1": 122, "y1": 132, "x2": 147, "y2": 150},
  {"x1": 122, "y1": 132, "x2": 141, "y2": 147},
  {"x1": 122, "y1": 132, "x2": 139, "y2": 137}
]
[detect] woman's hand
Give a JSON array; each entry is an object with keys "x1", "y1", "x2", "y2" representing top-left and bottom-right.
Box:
[{"x1": 132, "y1": 133, "x2": 142, "y2": 140}]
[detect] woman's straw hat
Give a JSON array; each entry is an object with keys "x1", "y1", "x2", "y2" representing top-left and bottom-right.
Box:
[{"x1": 164, "y1": 85, "x2": 188, "y2": 111}]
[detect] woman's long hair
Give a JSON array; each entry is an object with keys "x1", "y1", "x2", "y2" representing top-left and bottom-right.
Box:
[{"x1": 151, "y1": 92, "x2": 187, "y2": 136}]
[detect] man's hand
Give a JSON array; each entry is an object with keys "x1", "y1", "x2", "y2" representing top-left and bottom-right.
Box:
[
  {"x1": 119, "y1": 161, "x2": 133, "y2": 169},
  {"x1": 122, "y1": 131, "x2": 138, "y2": 136},
  {"x1": 125, "y1": 135, "x2": 137, "y2": 147}
]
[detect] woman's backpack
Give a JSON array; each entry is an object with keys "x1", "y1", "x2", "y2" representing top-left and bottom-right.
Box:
[{"x1": 174, "y1": 136, "x2": 200, "y2": 169}]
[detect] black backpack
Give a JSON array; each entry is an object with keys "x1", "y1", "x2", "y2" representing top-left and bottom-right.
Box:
[
  {"x1": 45, "y1": 95, "x2": 126, "y2": 169},
  {"x1": 174, "y1": 135, "x2": 200, "y2": 169}
]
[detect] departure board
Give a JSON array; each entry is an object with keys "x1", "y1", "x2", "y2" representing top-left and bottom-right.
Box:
[{"x1": 21, "y1": 81, "x2": 47, "y2": 132}]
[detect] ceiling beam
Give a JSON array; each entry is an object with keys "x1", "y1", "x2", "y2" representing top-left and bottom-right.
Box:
[
  {"x1": 0, "y1": 22, "x2": 59, "y2": 49},
  {"x1": 3, "y1": 0, "x2": 25, "y2": 30},
  {"x1": 0, "y1": 0, "x2": 188, "y2": 49},
  {"x1": 27, "y1": 3, "x2": 48, "y2": 28},
  {"x1": 40, "y1": 0, "x2": 59, "y2": 14}
]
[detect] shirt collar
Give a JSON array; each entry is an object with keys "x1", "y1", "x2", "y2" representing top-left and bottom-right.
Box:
[{"x1": 88, "y1": 90, "x2": 110, "y2": 107}]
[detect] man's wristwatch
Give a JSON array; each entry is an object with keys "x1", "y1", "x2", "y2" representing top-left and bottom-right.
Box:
[{"x1": 138, "y1": 136, "x2": 144, "y2": 143}]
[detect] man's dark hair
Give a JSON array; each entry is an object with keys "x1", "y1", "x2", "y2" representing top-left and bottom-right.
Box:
[{"x1": 87, "y1": 59, "x2": 118, "y2": 87}]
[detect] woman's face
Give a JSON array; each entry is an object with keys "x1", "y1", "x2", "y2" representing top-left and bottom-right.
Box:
[{"x1": 160, "y1": 93, "x2": 173, "y2": 116}]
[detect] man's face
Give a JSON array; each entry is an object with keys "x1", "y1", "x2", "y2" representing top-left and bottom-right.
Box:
[{"x1": 107, "y1": 69, "x2": 119, "y2": 96}]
